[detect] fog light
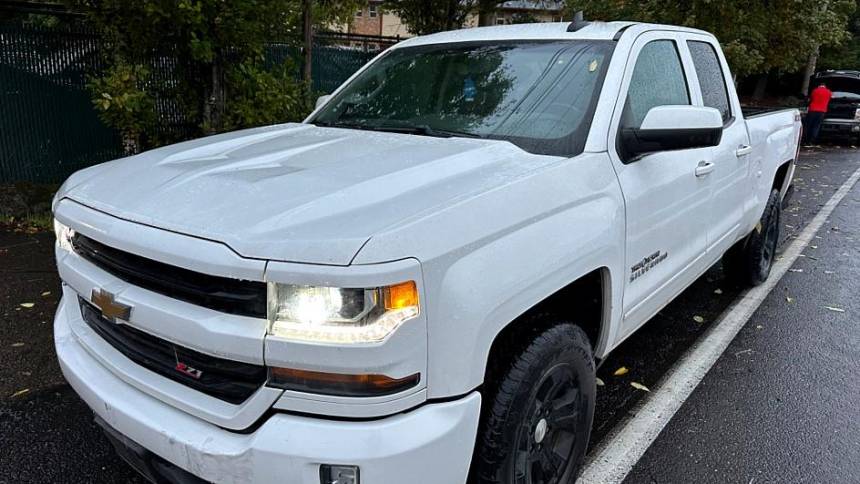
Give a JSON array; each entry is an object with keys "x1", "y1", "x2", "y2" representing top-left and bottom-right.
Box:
[{"x1": 320, "y1": 464, "x2": 359, "y2": 484}]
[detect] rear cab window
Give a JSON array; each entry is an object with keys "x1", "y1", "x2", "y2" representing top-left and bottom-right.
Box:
[{"x1": 687, "y1": 40, "x2": 732, "y2": 123}]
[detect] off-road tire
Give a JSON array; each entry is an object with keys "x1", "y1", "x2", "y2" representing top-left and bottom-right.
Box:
[
  {"x1": 472, "y1": 321, "x2": 595, "y2": 484},
  {"x1": 723, "y1": 188, "x2": 781, "y2": 286}
]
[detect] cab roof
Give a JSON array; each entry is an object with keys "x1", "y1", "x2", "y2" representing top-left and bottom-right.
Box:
[{"x1": 395, "y1": 21, "x2": 713, "y2": 49}]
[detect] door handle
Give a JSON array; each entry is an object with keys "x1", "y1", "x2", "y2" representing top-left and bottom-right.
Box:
[
  {"x1": 735, "y1": 144, "x2": 753, "y2": 157},
  {"x1": 695, "y1": 160, "x2": 715, "y2": 177}
]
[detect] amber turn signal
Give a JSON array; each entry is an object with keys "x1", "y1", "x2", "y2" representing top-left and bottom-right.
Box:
[
  {"x1": 383, "y1": 280, "x2": 418, "y2": 310},
  {"x1": 269, "y1": 367, "x2": 420, "y2": 397}
]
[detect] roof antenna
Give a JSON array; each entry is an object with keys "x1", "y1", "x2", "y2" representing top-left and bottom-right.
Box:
[{"x1": 567, "y1": 11, "x2": 590, "y2": 32}]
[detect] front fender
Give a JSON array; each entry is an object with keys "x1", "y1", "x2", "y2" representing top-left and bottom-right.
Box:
[{"x1": 364, "y1": 152, "x2": 626, "y2": 399}]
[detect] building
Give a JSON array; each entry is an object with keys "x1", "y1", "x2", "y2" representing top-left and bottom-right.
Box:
[
  {"x1": 331, "y1": 0, "x2": 566, "y2": 42},
  {"x1": 334, "y1": 1, "x2": 410, "y2": 39},
  {"x1": 488, "y1": 1, "x2": 565, "y2": 25}
]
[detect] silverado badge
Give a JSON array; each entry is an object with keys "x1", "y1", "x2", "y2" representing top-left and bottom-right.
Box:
[{"x1": 630, "y1": 251, "x2": 668, "y2": 282}]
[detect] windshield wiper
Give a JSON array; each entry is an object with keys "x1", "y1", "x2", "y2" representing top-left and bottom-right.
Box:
[
  {"x1": 311, "y1": 121, "x2": 486, "y2": 140},
  {"x1": 364, "y1": 124, "x2": 486, "y2": 139}
]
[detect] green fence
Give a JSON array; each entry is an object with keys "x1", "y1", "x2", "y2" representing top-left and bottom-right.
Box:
[{"x1": 0, "y1": 25, "x2": 393, "y2": 183}]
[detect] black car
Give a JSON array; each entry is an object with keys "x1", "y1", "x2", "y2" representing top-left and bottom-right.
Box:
[{"x1": 811, "y1": 70, "x2": 860, "y2": 142}]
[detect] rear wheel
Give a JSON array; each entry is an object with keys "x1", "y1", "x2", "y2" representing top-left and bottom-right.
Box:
[
  {"x1": 723, "y1": 188, "x2": 781, "y2": 286},
  {"x1": 472, "y1": 321, "x2": 595, "y2": 484}
]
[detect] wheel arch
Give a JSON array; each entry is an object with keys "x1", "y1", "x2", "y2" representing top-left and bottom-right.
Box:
[
  {"x1": 480, "y1": 267, "x2": 611, "y2": 388},
  {"x1": 772, "y1": 158, "x2": 795, "y2": 202}
]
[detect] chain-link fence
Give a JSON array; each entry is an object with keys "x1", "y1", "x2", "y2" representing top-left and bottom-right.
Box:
[{"x1": 0, "y1": 24, "x2": 398, "y2": 183}]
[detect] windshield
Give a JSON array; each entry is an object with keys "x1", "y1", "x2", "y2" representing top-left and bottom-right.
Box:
[{"x1": 309, "y1": 40, "x2": 615, "y2": 157}]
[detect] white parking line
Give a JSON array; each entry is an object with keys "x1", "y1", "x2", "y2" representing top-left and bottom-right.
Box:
[{"x1": 578, "y1": 165, "x2": 860, "y2": 484}]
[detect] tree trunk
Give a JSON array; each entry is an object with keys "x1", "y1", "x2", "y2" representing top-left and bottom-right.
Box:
[
  {"x1": 203, "y1": 52, "x2": 225, "y2": 135},
  {"x1": 445, "y1": 0, "x2": 456, "y2": 31},
  {"x1": 212, "y1": 52, "x2": 225, "y2": 132},
  {"x1": 800, "y1": 45, "x2": 819, "y2": 97},
  {"x1": 752, "y1": 73, "x2": 769, "y2": 101},
  {"x1": 302, "y1": 0, "x2": 313, "y2": 85}
]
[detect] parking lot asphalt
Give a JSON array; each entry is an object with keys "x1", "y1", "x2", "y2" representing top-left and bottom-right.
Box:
[{"x1": 0, "y1": 147, "x2": 857, "y2": 483}]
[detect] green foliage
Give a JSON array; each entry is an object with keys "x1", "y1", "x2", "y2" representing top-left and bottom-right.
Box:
[
  {"x1": 223, "y1": 60, "x2": 315, "y2": 130},
  {"x1": 566, "y1": 0, "x2": 856, "y2": 78},
  {"x1": 73, "y1": 0, "x2": 363, "y2": 152},
  {"x1": 381, "y1": 0, "x2": 478, "y2": 35},
  {"x1": 819, "y1": 7, "x2": 860, "y2": 71},
  {"x1": 88, "y1": 63, "x2": 157, "y2": 154}
]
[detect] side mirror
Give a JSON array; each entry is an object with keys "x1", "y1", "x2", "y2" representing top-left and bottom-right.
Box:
[
  {"x1": 315, "y1": 94, "x2": 332, "y2": 110},
  {"x1": 620, "y1": 105, "x2": 723, "y2": 161}
]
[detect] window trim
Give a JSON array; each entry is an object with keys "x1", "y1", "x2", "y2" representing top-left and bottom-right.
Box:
[{"x1": 686, "y1": 39, "x2": 733, "y2": 125}]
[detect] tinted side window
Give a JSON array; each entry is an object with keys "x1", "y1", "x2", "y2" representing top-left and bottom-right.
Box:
[
  {"x1": 621, "y1": 40, "x2": 689, "y2": 129},
  {"x1": 688, "y1": 41, "x2": 731, "y2": 122}
]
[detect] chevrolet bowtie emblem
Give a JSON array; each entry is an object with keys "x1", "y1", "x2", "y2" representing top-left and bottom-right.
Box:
[{"x1": 91, "y1": 288, "x2": 132, "y2": 323}]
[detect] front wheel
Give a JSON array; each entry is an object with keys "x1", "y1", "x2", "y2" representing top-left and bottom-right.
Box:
[
  {"x1": 723, "y1": 188, "x2": 781, "y2": 286},
  {"x1": 472, "y1": 321, "x2": 595, "y2": 484}
]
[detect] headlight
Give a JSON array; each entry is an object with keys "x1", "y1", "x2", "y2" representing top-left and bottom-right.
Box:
[
  {"x1": 53, "y1": 219, "x2": 75, "y2": 252},
  {"x1": 267, "y1": 281, "x2": 419, "y2": 344}
]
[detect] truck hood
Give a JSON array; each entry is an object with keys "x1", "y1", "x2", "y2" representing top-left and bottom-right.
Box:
[{"x1": 59, "y1": 123, "x2": 559, "y2": 265}]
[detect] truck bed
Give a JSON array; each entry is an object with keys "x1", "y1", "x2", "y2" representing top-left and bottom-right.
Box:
[{"x1": 741, "y1": 106, "x2": 799, "y2": 119}]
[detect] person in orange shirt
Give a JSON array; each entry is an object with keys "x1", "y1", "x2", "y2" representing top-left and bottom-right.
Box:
[{"x1": 805, "y1": 82, "x2": 832, "y2": 145}]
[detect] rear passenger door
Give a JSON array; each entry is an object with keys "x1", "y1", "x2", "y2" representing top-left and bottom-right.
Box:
[
  {"x1": 684, "y1": 35, "x2": 751, "y2": 253},
  {"x1": 607, "y1": 32, "x2": 714, "y2": 337}
]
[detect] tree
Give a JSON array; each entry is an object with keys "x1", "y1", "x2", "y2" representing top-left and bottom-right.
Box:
[
  {"x1": 382, "y1": 0, "x2": 477, "y2": 35},
  {"x1": 74, "y1": 0, "x2": 364, "y2": 151},
  {"x1": 819, "y1": 4, "x2": 860, "y2": 72},
  {"x1": 477, "y1": 0, "x2": 505, "y2": 26},
  {"x1": 565, "y1": 0, "x2": 855, "y2": 88}
]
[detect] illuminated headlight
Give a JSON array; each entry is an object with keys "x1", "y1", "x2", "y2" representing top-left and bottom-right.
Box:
[
  {"x1": 267, "y1": 281, "x2": 419, "y2": 344},
  {"x1": 53, "y1": 219, "x2": 75, "y2": 252}
]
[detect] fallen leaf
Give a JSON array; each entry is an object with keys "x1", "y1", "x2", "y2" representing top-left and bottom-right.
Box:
[
  {"x1": 10, "y1": 389, "x2": 29, "y2": 398},
  {"x1": 630, "y1": 382, "x2": 650, "y2": 392},
  {"x1": 786, "y1": 296, "x2": 794, "y2": 303},
  {"x1": 810, "y1": 245, "x2": 818, "y2": 249},
  {"x1": 41, "y1": 291, "x2": 51, "y2": 296},
  {"x1": 613, "y1": 366, "x2": 629, "y2": 376},
  {"x1": 19, "y1": 302, "x2": 34, "y2": 308},
  {"x1": 714, "y1": 288, "x2": 723, "y2": 295},
  {"x1": 595, "y1": 377, "x2": 605, "y2": 387},
  {"x1": 823, "y1": 306, "x2": 845, "y2": 313},
  {"x1": 756, "y1": 325, "x2": 764, "y2": 330},
  {"x1": 693, "y1": 315, "x2": 705, "y2": 323},
  {"x1": 11, "y1": 342, "x2": 24, "y2": 347}
]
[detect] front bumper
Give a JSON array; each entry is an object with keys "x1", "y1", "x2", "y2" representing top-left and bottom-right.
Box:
[
  {"x1": 821, "y1": 118, "x2": 860, "y2": 136},
  {"x1": 55, "y1": 296, "x2": 481, "y2": 484}
]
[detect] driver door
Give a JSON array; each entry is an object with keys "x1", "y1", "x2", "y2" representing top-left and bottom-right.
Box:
[{"x1": 608, "y1": 33, "x2": 715, "y2": 338}]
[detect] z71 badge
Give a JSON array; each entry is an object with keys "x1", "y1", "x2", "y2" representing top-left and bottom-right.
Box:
[{"x1": 630, "y1": 251, "x2": 668, "y2": 282}]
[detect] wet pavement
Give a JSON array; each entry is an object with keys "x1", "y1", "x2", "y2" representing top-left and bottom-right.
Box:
[{"x1": 0, "y1": 147, "x2": 857, "y2": 483}]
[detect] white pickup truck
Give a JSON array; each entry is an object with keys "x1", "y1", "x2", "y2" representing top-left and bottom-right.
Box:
[{"x1": 52, "y1": 20, "x2": 800, "y2": 484}]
